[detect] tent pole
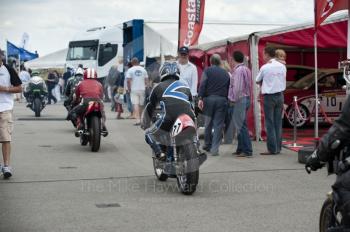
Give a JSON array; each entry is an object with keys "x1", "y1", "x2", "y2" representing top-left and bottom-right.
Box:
[
  {"x1": 348, "y1": 5, "x2": 350, "y2": 64},
  {"x1": 347, "y1": 4, "x2": 350, "y2": 96},
  {"x1": 250, "y1": 34, "x2": 260, "y2": 141},
  {"x1": 18, "y1": 53, "x2": 21, "y2": 73},
  {"x1": 5, "y1": 39, "x2": 8, "y2": 65},
  {"x1": 314, "y1": 31, "x2": 319, "y2": 140}
]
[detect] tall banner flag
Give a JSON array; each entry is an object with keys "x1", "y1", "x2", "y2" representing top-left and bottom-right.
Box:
[
  {"x1": 178, "y1": 0, "x2": 205, "y2": 48},
  {"x1": 315, "y1": 0, "x2": 348, "y2": 28}
]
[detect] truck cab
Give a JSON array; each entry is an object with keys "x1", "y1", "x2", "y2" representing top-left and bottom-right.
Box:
[{"x1": 66, "y1": 26, "x2": 123, "y2": 79}]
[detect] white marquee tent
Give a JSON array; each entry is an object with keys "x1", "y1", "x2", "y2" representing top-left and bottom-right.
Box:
[
  {"x1": 25, "y1": 48, "x2": 68, "y2": 69},
  {"x1": 143, "y1": 21, "x2": 285, "y2": 58}
]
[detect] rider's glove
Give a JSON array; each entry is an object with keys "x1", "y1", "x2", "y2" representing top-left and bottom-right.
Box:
[{"x1": 305, "y1": 150, "x2": 325, "y2": 174}]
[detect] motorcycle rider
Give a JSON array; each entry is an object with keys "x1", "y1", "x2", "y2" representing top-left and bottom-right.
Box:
[
  {"x1": 141, "y1": 62, "x2": 195, "y2": 159},
  {"x1": 64, "y1": 67, "x2": 84, "y2": 110},
  {"x1": 306, "y1": 95, "x2": 350, "y2": 229},
  {"x1": 23, "y1": 71, "x2": 48, "y2": 105},
  {"x1": 69, "y1": 68, "x2": 108, "y2": 136}
]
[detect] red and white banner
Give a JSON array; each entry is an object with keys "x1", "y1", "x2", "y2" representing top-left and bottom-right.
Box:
[
  {"x1": 315, "y1": 0, "x2": 348, "y2": 28},
  {"x1": 178, "y1": 0, "x2": 205, "y2": 48}
]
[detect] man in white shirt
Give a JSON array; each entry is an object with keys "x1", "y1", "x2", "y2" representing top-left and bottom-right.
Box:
[
  {"x1": 18, "y1": 65, "x2": 31, "y2": 102},
  {"x1": 256, "y1": 46, "x2": 286, "y2": 155},
  {"x1": 177, "y1": 46, "x2": 198, "y2": 97},
  {"x1": 0, "y1": 50, "x2": 22, "y2": 178},
  {"x1": 19, "y1": 65, "x2": 31, "y2": 84},
  {"x1": 126, "y1": 57, "x2": 149, "y2": 125}
]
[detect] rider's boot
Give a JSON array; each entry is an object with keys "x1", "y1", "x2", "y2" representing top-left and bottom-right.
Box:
[
  {"x1": 75, "y1": 119, "x2": 84, "y2": 137},
  {"x1": 101, "y1": 125, "x2": 108, "y2": 137}
]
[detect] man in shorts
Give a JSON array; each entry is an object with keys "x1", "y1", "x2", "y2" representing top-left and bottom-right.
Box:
[
  {"x1": 126, "y1": 57, "x2": 149, "y2": 126},
  {"x1": 0, "y1": 49, "x2": 22, "y2": 178}
]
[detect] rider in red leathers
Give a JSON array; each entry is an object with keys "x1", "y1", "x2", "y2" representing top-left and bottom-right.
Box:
[{"x1": 70, "y1": 68, "x2": 108, "y2": 136}]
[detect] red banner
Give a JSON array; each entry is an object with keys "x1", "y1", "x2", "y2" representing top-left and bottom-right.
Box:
[
  {"x1": 315, "y1": 0, "x2": 348, "y2": 28},
  {"x1": 178, "y1": 0, "x2": 205, "y2": 48}
]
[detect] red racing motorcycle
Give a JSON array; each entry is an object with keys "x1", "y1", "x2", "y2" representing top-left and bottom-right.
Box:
[{"x1": 76, "y1": 100, "x2": 107, "y2": 152}]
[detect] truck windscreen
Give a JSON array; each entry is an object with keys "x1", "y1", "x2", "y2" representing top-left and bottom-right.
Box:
[{"x1": 67, "y1": 40, "x2": 98, "y2": 61}]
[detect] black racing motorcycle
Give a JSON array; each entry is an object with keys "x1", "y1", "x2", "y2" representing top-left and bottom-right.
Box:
[
  {"x1": 306, "y1": 145, "x2": 350, "y2": 232},
  {"x1": 24, "y1": 76, "x2": 47, "y2": 117},
  {"x1": 151, "y1": 113, "x2": 207, "y2": 195}
]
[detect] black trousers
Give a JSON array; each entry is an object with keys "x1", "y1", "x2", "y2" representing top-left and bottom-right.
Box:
[
  {"x1": 47, "y1": 84, "x2": 57, "y2": 104},
  {"x1": 70, "y1": 99, "x2": 106, "y2": 129}
]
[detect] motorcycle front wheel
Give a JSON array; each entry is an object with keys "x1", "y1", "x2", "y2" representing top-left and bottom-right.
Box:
[
  {"x1": 33, "y1": 98, "x2": 41, "y2": 117},
  {"x1": 319, "y1": 197, "x2": 337, "y2": 232},
  {"x1": 89, "y1": 116, "x2": 101, "y2": 152},
  {"x1": 177, "y1": 142, "x2": 199, "y2": 195}
]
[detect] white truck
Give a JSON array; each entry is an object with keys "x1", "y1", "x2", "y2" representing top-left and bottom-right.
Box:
[{"x1": 65, "y1": 26, "x2": 123, "y2": 79}]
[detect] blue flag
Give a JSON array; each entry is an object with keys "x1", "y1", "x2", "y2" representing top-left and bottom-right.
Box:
[{"x1": 6, "y1": 41, "x2": 38, "y2": 61}]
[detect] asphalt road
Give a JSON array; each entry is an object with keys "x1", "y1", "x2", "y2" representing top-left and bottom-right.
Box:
[{"x1": 0, "y1": 102, "x2": 335, "y2": 232}]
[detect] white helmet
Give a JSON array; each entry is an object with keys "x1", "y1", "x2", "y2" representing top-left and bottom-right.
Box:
[{"x1": 75, "y1": 67, "x2": 84, "y2": 76}]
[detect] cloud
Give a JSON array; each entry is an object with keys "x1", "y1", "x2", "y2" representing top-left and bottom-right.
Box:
[{"x1": 0, "y1": 0, "x2": 314, "y2": 56}]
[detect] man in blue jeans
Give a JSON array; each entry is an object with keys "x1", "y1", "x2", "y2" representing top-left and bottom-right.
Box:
[
  {"x1": 198, "y1": 54, "x2": 229, "y2": 156},
  {"x1": 228, "y1": 51, "x2": 253, "y2": 158},
  {"x1": 256, "y1": 47, "x2": 286, "y2": 155}
]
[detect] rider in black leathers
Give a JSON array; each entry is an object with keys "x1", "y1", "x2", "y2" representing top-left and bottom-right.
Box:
[
  {"x1": 141, "y1": 62, "x2": 195, "y2": 158},
  {"x1": 306, "y1": 95, "x2": 350, "y2": 229},
  {"x1": 64, "y1": 68, "x2": 84, "y2": 111}
]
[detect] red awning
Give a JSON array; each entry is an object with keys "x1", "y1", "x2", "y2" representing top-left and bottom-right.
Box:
[{"x1": 259, "y1": 20, "x2": 347, "y2": 48}]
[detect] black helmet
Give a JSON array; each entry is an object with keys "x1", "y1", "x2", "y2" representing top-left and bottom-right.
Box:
[{"x1": 159, "y1": 61, "x2": 180, "y2": 82}]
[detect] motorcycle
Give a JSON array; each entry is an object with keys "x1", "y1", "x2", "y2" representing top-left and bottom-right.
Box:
[
  {"x1": 306, "y1": 145, "x2": 350, "y2": 232},
  {"x1": 152, "y1": 113, "x2": 207, "y2": 195},
  {"x1": 24, "y1": 76, "x2": 47, "y2": 117},
  {"x1": 76, "y1": 100, "x2": 108, "y2": 152}
]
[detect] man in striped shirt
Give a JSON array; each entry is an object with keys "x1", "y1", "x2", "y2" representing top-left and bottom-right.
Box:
[{"x1": 228, "y1": 51, "x2": 253, "y2": 158}]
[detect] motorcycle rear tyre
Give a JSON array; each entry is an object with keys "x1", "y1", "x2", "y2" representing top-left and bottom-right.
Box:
[{"x1": 89, "y1": 116, "x2": 101, "y2": 152}]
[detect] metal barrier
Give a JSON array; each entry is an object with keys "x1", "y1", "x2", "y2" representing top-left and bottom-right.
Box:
[
  {"x1": 286, "y1": 96, "x2": 332, "y2": 149},
  {"x1": 286, "y1": 96, "x2": 303, "y2": 148}
]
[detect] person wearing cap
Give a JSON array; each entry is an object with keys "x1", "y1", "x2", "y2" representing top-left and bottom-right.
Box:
[
  {"x1": 177, "y1": 46, "x2": 198, "y2": 97},
  {"x1": 0, "y1": 49, "x2": 22, "y2": 178}
]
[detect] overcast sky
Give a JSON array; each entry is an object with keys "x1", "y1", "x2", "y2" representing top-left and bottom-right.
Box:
[{"x1": 0, "y1": 0, "x2": 315, "y2": 56}]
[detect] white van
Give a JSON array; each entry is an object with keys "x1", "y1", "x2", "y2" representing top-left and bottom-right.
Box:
[{"x1": 66, "y1": 26, "x2": 123, "y2": 79}]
